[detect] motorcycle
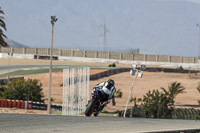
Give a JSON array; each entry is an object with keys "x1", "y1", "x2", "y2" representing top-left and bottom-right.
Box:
[{"x1": 85, "y1": 89, "x2": 107, "y2": 117}]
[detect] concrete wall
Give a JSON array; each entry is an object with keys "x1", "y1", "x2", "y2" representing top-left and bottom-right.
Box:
[
  {"x1": 85, "y1": 51, "x2": 96, "y2": 58},
  {"x1": 98, "y1": 52, "x2": 109, "y2": 59},
  {"x1": 25, "y1": 48, "x2": 36, "y2": 54},
  {"x1": 121, "y1": 53, "x2": 133, "y2": 60},
  {"x1": 0, "y1": 47, "x2": 198, "y2": 64},
  {"x1": 110, "y1": 52, "x2": 120, "y2": 60},
  {"x1": 0, "y1": 47, "x2": 11, "y2": 53},
  {"x1": 158, "y1": 55, "x2": 169, "y2": 62},
  {"x1": 61, "y1": 49, "x2": 72, "y2": 56}
]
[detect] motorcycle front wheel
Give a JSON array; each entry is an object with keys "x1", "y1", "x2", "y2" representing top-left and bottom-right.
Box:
[{"x1": 85, "y1": 99, "x2": 96, "y2": 116}]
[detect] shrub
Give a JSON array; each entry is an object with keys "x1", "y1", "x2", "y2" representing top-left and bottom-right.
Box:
[
  {"x1": 108, "y1": 63, "x2": 116, "y2": 67},
  {"x1": 140, "y1": 82, "x2": 185, "y2": 119},
  {"x1": 114, "y1": 89, "x2": 122, "y2": 98},
  {"x1": 0, "y1": 79, "x2": 44, "y2": 102}
]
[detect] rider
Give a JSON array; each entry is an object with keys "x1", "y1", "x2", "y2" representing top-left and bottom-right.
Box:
[{"x1": 92, "y1": 79, "x2": 116, "y2": 108}]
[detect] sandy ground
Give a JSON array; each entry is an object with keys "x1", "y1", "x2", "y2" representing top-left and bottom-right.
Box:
[
  {"x1": 10, "y1": 70, "x2": 200, "y2": 112},
  {"x1": 1, "y1": 58, "x2": 200, "y2": 113}
]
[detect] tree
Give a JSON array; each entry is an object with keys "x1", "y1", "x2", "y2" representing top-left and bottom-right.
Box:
[
  {"x1": 0, "y1": 79, "x2": 44, "y2": 102},
  {"x1": 141, "y1": 90, "x2": 171, "y2": 118},
  {"x1": 140, "y1": 82, "x2": 186, "y2": 119},
  {"x1": 161, "y1": 82, "x2": 185, "y2": 107},
  {"x1": 0, "y1": 7, "x2": 8, "y2": 47}
]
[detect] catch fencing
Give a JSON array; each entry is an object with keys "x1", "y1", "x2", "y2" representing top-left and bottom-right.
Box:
[{"x1": 62, "y1": 67, "x2": 90, "y2": 116}]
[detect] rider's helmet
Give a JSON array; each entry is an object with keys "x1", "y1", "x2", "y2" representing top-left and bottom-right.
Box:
[
  {"x1": 102, "y1": 79, "x2": 115, "y2": 94},
  {"x1": 107, "y1": 79, "x2": 115, "y2": 86}
]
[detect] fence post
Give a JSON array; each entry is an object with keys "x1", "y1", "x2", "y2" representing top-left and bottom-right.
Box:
[
  {"x1": 11, "y1": 47, "x2": 14, "y2": 54},
  {"x1": 144, "y1": 54, "x2": 146, "y2": 61},
  {"x1": 83, "y1": 51, "x2": 86, "y2": 57},
  {"x1": 59, "y1": 48, "x2": 62, "y2": 56},
  {"x1": 35, "y1": 48, "x2": 37, "y2": 54},
  {"x1": 108, "y1": 52, "x2": 110, "y2": 59},
  {"x1": 194, "y1": 57, "x2": 196, "y2": 63},
  {"x1": 180, "y1": 56, "x2": 183, "y2": 63},
  {"x1": 120, "y1": 53, "x2": 122, "y2": 60},
  {"x1": 95, "y1": 51, "x2": 98, "y2": 58},
  {"x1": 71, "y1": 50, "x2": 74, "y2": 57},
  {"x1": 47, "y1": 48, "x2": 50, "y2": 55},
  {"x1": 23, "y1": 48, "x2": 26, "y2": 54},
  {"x1": 168, "y1": 56, "x2": 171, "y2": 62}
]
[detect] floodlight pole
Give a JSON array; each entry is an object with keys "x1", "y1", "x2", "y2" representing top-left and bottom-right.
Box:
[
  {"x1": 48, "y1": 16, "x2": 57, "y2": 114},
  {"x1": 123, "y1": 69, "x2": 138, "y2": 118}
]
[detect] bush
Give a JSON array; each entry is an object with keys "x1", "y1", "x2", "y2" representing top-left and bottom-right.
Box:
[
  {"x1": 108, "y1": 63, "x2": 116, "y2": 67},
  {"x1": 114, "y1": 89, "x2": 122, "y2": 98},
  {"x1": 0, "y1": 79, "x2": 44, "y2": 102},
  {"x1": 140, "y1": 90, "x2": 172, "y2": 118},
  {"x1": 140, "y1": 82, "x2": 185, "y2": 119}
]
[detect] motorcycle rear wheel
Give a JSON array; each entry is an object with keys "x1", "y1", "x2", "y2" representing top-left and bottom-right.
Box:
[{"x1": 85, "y1": 99, "x2": 96, "y2": 116}]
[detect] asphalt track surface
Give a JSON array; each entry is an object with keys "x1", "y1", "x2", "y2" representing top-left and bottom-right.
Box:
[{"x1": 0, "y1": 113, "x2": 200, "y2": 133}]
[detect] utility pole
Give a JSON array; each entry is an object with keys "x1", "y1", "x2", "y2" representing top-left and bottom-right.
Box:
[
  {"x1": 102, "y1": 20, "x2": 108, "y2": 51},
  {"x1": 48, "y1": 16, "x2": 57, "y2": 114}
]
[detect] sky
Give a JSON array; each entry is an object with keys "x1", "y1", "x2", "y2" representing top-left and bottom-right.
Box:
[{"x1": 1, "y1": 0, "x2": 200, "y2": 57}]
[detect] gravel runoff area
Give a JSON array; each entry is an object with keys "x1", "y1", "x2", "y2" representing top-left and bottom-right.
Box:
[{"x1": 0, "y1": 113, "x2": 200, "y2": 133}]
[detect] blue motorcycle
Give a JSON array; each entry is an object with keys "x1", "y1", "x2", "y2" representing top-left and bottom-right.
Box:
[{"x1": 85, "y1": 89, "x2": 107, "y2": 117}]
